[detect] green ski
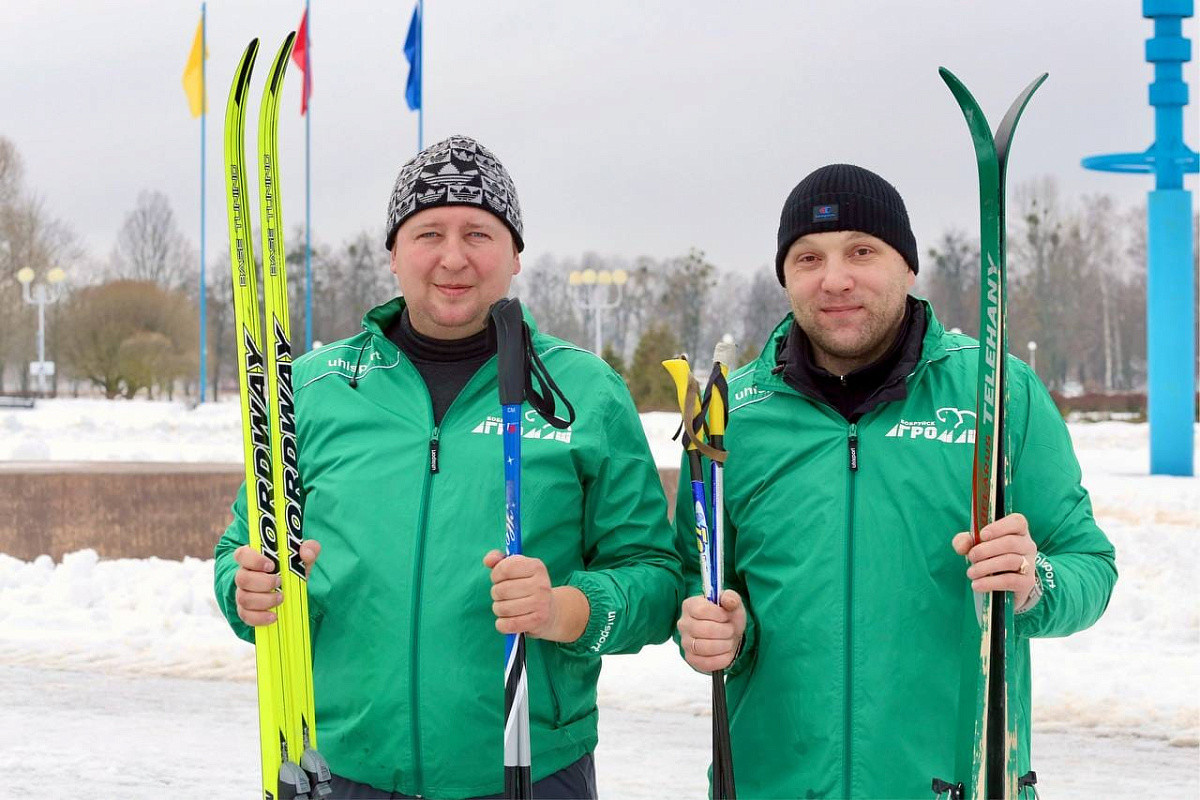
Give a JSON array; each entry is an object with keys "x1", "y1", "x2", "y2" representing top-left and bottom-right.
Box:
[{"x1": 933, "y1": 67, "x2": 1047, "y2": 800}]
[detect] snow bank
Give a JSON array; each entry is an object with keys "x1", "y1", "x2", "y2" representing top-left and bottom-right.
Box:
[
  {"x1": 0, "y1": 549, "x2": 250, "y2": 680},
  {"x1": 0, "y1": 398, "x2": 242, "y2": 463}
]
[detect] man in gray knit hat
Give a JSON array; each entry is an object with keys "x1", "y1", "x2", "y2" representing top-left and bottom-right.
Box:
[
  {"x1": 216, "y1": 136, "x2": 681, "y2": 798},
  {"x1": 673, "y1": 163, "x2": 1116, "y2": 798}
]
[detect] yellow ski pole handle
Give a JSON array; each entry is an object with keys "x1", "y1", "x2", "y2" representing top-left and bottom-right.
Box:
[{"x1": 662, "y1": 356, "x2": 725, "y2": 462}]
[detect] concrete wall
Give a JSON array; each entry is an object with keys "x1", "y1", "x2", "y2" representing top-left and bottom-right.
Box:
[{"x1": 0, "y1": 463, "x2": 681, "y2": 562}]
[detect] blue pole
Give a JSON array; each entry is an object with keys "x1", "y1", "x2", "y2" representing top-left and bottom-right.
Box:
[
  {"x1": 199, "y1": 1, "x2": 208, "y2": 402},
  {"x1": 304, "y1": 0, "x2": 313, "y2": 352},
  {"x1": 418, "y1": 0, "x2": 424, "y2": 150},
  {"x1": 1148, "y1": 190, "x2": 1195, "y2": 475},
  {"x1": 1082, "y1": 0, "x2": 1198, "y2": 476}
]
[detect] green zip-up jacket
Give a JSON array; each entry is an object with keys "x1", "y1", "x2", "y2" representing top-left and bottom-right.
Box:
[
  {"x1": 675, "y1": 303, "x2": 1116, "y2": 799},
  {"x1": 215, "y1": 298, "x2": 681, "y2": 798}
]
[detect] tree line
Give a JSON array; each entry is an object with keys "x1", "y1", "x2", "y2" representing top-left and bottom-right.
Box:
[{"x1": 1, "y1": 134, "x2": 1193, "y2": 407}]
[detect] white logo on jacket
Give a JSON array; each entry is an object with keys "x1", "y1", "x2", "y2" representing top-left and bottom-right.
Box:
[
  {"x1": 884, "y1": 407, "x2": 977, "y2": 444},
  {"x1": 470, "y1": 411, "x2": 573, "y2": 443}
]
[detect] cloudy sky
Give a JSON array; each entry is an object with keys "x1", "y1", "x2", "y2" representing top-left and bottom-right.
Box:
[{"x1": 1, "y1": 1, "x2": 1196, "y2": 277}]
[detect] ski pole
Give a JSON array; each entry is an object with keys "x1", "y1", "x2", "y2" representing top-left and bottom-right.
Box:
[
  {"x1": 663, "y1": 354, "x2": 736, "y2": 800},
  {"x1": 490, "y1": 298, "x2": 532, "y2": 800},
  {"x1": 704, "y1": 341, "x2": 736, "y2": 799}
]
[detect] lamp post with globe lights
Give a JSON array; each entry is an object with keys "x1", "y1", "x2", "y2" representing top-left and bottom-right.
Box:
[
  {"x1": 568, "y1": 267, "x2": 628, "y2": 356},
  {"x1": 16, "y1": 266, "x2": 66, "y2": 395}
]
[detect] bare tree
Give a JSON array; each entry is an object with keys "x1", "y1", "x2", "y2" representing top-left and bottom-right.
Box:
[
  {"x1": 111, "y1": 190, "x2": 195, "y2": 291},
  {"x1": 1008, "y1": 178, "x2": 1074, "y2": 389},
  {"x1": 659, "y1": 247, "x2": 717, "y2": 361},
  {"x1": 514, "y1": 253, "x2": 586, "y2": 345},
  {"x1": 918, "y1": 229, "x2": 980, "y2": 336},
  {"x1": 612, "y1": 257, "x2": 662, "y2": 361},
  {"x1": 204, "y1": 251, "x2": 237, "y2": 401},
  {"x1": 315, "y1": 230, "x2": 396, "y2": 342},
  {"x1": 0, "y1": 136, "x2": 23, "y2": 209},
  {"x1": 736, "y1": 265, "x2": 791, "y2": 364}
]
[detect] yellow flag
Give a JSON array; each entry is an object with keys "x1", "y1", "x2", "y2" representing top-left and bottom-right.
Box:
[{"x1": 182, "y1": 17, "x2": 206, "y2": 117}]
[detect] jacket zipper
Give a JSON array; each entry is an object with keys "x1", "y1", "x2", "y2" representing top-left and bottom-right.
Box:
[
  {"x1": 404, "y1": 352, "x2": 497, "y2": 795},
  {"x1": 410, "y1": 424, "x2": 439, "y2": 792},
  {"x1": 844, "y1": 422, "x2": 858, "y2": 798},
  {"x1": 538, "y1": 644, "x2": 564, "y2": 727}
]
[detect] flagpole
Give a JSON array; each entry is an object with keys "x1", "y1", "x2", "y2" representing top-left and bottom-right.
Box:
[
  {"x1": 199, "y1": 1, "x2": 208, "y2": 402},
  {"x1": 418, "y1": 0, "x2": 424, "y2": 150},
  {"x1": 304, "y1": 0, "x2": 313, "y2": 352}
]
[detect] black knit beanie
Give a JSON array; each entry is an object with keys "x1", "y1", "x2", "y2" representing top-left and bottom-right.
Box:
[
  {"x1": 384, "y1": 135, "x2": 524, "y2": 252},
  {"x1": 774, "y1": 163, "x2": 918, "y2": 284}
]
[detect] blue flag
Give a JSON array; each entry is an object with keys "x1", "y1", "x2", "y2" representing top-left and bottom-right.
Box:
[{"x1": 404, "y1": 4, "x2": 421, "y2": 111}]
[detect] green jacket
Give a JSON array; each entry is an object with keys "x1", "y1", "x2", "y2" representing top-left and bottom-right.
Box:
[
  {"x1": 674, "y1": 302, "x2": 1116, "y2": 799},
  {"x1": 216, "y1": 298, "x2": 681, "y2": 798}
]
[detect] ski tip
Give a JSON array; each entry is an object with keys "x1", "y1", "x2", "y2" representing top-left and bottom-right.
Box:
[
  {"x1": 937, "y1": 66, "x2": 966, "y2": 92},
  {"x1": 236, "y1": 38, "x2": 260, "y2": 76},
  {"x1": 230, "y1": 39, "x2": 261, "y2": 105},
  {"x1": 994, "y1": 72, "x2": 1051, "y2": 164},
  {"x1": 268, "y1": 31, "x2": 298, "y2": 87}
]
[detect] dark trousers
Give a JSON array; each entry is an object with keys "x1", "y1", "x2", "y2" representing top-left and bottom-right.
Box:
[{"x1": 325, "y1": 753, "x2": 597, "y2": 799}]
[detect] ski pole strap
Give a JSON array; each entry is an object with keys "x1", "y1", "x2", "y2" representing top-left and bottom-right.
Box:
[
  {"x1": 663, "y1": 356, "x2": 725, "y2": 462},
  {"x1": 523, "y1": 323, "x2": 575, "y2": 429},
  {"x1": 685, "y1": 377, "x2": 726, "y2": 462},
  {"x1": 702, "y1": 363, "x2": 729, "y2": 438},
  {"x1": 667, "y1": 383, "x2": 712, "y2": 452},
  {"x1": 488, "y1": 297, "x2": 576, "y2": 429}
]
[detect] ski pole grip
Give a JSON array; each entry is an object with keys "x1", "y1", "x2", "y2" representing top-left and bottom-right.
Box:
[{"x1": 490, "y1": 298, "x2": 526, "y2": 406}]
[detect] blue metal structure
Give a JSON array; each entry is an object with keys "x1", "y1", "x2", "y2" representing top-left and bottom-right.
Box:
[{"x1": 1083, "y1": 0, "x2": 1198, "y2": 476}]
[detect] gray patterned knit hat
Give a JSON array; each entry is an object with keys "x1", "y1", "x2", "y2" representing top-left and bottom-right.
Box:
[{"x1": 384, "y1": 135, "x2": 524, "y2": 252}]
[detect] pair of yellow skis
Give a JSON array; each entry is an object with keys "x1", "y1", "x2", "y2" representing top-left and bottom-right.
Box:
[{"x1": 223, "y1": 33, "x2": 329, "y2": 800}]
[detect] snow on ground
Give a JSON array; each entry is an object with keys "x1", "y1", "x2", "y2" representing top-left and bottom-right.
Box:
[
  {"x1": 0, "y1": 400, "x2": 1197, "y2": 797},
  {"x1": 0, "y1": 398, "x2": 682, "y2": 470},
  {"x1": 0, "y1": 398, "x2": 243, "y2": 462}
]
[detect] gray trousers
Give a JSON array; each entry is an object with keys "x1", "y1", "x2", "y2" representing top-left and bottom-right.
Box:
[{"x1": 325, "y1": 753, "x2": 597, "y2": 799}]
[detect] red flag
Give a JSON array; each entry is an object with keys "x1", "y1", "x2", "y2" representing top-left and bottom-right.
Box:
[{"x1": 291, "y1": 10, "x2": 312, "y2": 114}]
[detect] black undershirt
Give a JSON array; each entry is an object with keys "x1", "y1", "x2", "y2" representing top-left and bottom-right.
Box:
[
  {"x1": 777, "y1": 296, "x2": 927, "y2": 422},
  {"x1": 385, "y1": 309, "x2": 495, "y2": 426}
]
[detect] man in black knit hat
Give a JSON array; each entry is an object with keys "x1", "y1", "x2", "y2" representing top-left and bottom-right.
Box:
[{"x1": 674, "y1": 163, "x2": 1116, "y2": 798}]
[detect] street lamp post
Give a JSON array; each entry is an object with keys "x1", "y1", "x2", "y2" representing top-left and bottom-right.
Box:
[
  {"x1": 1027, "y1": 340, "x2": 1037, "y2": 374},
  {"x1": 16, "y1": 267, "x2": 66, "y2": 396},
  {"x1": 568, "y1": 268, "x2": 628, "y2": 355}
]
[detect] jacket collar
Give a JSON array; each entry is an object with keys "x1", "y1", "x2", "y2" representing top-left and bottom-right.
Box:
[{"x1": 360, "y1": 296, "x2": 543, "y2": 351}]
